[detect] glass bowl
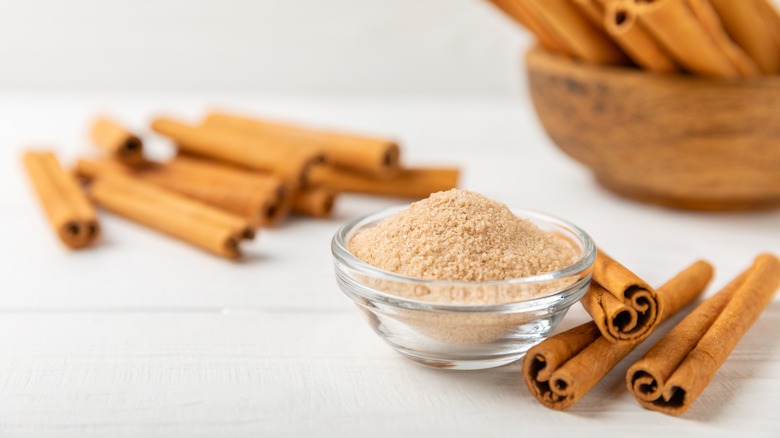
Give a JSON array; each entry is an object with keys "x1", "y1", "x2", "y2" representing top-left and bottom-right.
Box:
[{"x1": 331, "y1": 206, "x2": 596, "y2": 370}]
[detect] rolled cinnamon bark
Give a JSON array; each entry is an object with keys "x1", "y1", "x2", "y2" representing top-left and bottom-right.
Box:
[
  {"x1": 202, "y1": 112, "x2": 400, "y2": 179},
  {"x1": 519, "y1": 0, "x2": 627, "y2": 64},
  {"x1": 76, "y1": 156, "x2": 289, "y2": 228},
  {"x1": 292, "y1": 186, "x2": 336, "y2": 218},
  {"x1": 307, "y1": 165, "x2": 459, "y2": 199},
  {"x1": 487, "y1": 0, "x2": 572, "y2": 55},
  {"x1": 88, "y1": 171, "x2": 254, "y2": 259},
  {"x1": 627, "y1": 253, "x2": 780, "y2": 415},
  {"x1": 709, "y1": 0, "x2": 780, "y2": 74},
  {"x1": 753, "y1": 0, "x2": 780, "y2": 51},
  {"x1": 580, "y1": 251, "x2": 662, "y2": 343},
  {"x1": 570, "y1": 0, "x2": 606, "y2": 29},
  {"x1": 151, "y1": 117, "x2": 323, "y2": 185},
  {"x1": 633, "y1": 0, "x2": 740, "y2": 78},
  {"x1": 523, "y1": 260, "x2": 713, "y2": 410},
  {"x1": 685, "y1": 0, "x2": 760, "y2": 77},
  {"x1": 22, "y1": 150, "x2": 100, "y2": 249},
  {"x1": 605, "y1": 2, "x2": 678, "y2": 72},
  {"x1": 90, "y1": 117, "x2": 145, "y2": 167}
]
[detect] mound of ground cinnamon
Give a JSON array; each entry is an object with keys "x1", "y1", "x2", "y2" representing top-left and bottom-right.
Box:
[{"x1": 349, "y1": 189, "x2": 577, "y2": 284}]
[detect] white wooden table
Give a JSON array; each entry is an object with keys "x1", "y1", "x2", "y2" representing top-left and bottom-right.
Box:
[{"x1": 1, "y1": 93, "x2": 778, "y2": 437}]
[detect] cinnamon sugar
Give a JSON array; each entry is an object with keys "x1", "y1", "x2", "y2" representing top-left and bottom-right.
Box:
[{"x1": 349, "y1": 189, "x2": 578, "y2": 285}]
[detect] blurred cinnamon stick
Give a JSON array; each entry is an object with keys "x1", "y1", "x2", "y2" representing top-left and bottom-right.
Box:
[
  {"x1": 604, "y1": 2, "x2": 678, "y2": 72},
  {"x1": 293, "y1": 186, "x2": 336, "y2": 218},
  {"x1": 307, "y1": 165, "x2": 459, "y2": 199},
  {"x1": 709, "y1": 0, "x2": 780, "y2": 74},
  {"x1": 685, "y1": 0, "x2": 760, "y2": 77},
  {"x1": 87, "y1": 171, "x2": 254, "y2": 259},
  {"x1": 151, "y1": 116, "x2": 323, "y2": 185},
  {"x1": 23, "y1": 150, "x2": 100, "y2": 249},
  {"x1": 519, "y1": 0, "x2": 627, "y2": 64},
  {"x1": 627, "y1": 254, "x2": 780, "y2": 415},
  {"x1": 633, "y1": 0, "x2": 741, "y2": 78},
  {"x1": 77, "y1": 156, "x2": 290, "y2": 228},
  {"x1": 202, "y1": 112, "x2": 400, "y2": 179},
  {"x1": 90, "y1": 117, "x2": 145, "y2": 167},
  {"x1": 487, "y1": 0, "x2": 572, "y2": 55}
]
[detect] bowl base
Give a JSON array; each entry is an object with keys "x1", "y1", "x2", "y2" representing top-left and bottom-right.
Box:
[
  {"x1": 596, "y1": 174, "x2": 780, "y2": 212},
  {"x1": 395, "y1": 347, "x2": 530, "y2": 371}
]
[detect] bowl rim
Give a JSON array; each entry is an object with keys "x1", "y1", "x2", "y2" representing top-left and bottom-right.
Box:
[{"x1": 331, "y1": 204, "x2": 597, "y2": 313}]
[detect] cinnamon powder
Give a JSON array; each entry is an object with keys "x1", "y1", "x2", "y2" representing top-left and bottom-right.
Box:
[{"x1": 349, "y1": 189, "x2": 577, "y2": 303}]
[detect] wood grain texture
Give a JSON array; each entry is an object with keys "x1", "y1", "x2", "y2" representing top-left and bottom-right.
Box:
[
  {"x1": 526, "y1": 47, "x2": 780, "y2": 211},
  {"x1": 0, "y1": 308, "x2": 777, "y2": 437},
  {"x1": 1, "y1": 94, "x2": 779, "y2": 436}
]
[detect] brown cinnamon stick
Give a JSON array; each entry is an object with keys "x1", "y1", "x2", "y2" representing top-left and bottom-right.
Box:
[
  {"x1": 523, "y1": 260, "x2": 713, "y2": 410},
  {"x1": 90, "y1": 116, "x2": 145, "y2": 167},
  {"x1": 76, "y1": 156, "x2": 290, "y2": 228},
  {"x1": 605, "y1": 2, "x2": 678, "y2": 72},
  {"x1": 22, "y1": 150, "x2": 100, "y2": 249},
  {"x1": 627, "y1": 253, "x2": 780, "y2": 415},
  {"x1": 151, "y1": 116, "x2": 323, "y2": 185},
  {"x1": 202, "y1": 112, "x2": 400, "y2": 179},
  {"x1": 633, "y1": 0, "x2": 741, "y2": 78},
  {"x1": 292, "y1": 186, "x2": 336, "y2": 218},
  {"x1": 570, "y1": 0, "x2": 606, "y2": 30},
  {"x1": 87, "y1": 171, "x2": 254, "y2": 259},
  {"x1": 753, "y1": 0, "x2": 780, "y2": 51},
  {"x1": 307, "y1": 165, "x2": 459, "y2": 199},
  {"x1": 519, "y1": 0, "x2": 627, "y2": 64},
  {"x1": 487, "y1": 0, "x2": 572, "y2": 55},
  {"x1": 685, "y1": 0, "x2": 761, "y2": 78},
  {"x1": 709, "y1": 0, "x2": 780, "y2": 74},
  {"x1": 580, "y1": 251, "x2": 663, "y2": 343}
]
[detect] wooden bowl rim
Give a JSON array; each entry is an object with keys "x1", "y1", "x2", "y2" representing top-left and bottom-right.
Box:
[{"x1": 525, "y1": 46, "x2": 780, "y2": 88}]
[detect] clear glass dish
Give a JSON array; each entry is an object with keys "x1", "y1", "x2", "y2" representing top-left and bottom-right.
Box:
[{"x1": 331, "y1": 206, "x2": 596, "y2": 370}]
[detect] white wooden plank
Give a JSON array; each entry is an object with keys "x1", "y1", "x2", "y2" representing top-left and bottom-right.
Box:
[{"x1": 0, "y1": 308, "x2": 777, "y2": 437}]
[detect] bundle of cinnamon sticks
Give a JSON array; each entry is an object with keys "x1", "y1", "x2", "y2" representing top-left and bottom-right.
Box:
[
  {"x1": 489, "y1": 0, "x2": 780, "y2": 77},
  {"x1": 22, "y1": 113, "x2": 460, "y2": 258},
  {"x1": 523, "y1": 251, "x2": 780, "y2": 415}
]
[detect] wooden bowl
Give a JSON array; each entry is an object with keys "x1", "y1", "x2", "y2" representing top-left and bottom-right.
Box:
[{"x1": 526, "y1": 47, "x2": 780, "y2": 211}]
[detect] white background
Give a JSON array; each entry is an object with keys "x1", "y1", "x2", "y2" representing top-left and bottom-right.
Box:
[
  {"x1": 0, "y1": 0, "x2": 530, "y2": 96},
  {"x1": 1, "y1": 1, "x2": 779, "y2": 436}
]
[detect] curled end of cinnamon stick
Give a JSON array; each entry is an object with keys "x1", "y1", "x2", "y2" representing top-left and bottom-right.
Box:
[
  {"x1": 59, "y1": 219, "x2": 101, "y2": 249},
  {"x1": 583, "y1": 251, "x2": 663, "y2": 343}
]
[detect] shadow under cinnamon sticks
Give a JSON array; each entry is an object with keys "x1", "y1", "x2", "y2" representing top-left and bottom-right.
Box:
[{"x1": 523, "y1": 260, "x2": 714, "y2": 410}]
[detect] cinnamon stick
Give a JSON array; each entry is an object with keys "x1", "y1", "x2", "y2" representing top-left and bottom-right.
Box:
[
  {"x1": 580, "y1": 251, "x2": 663, "y2": 343},
  {"x1": 487, "y1": 0, "x2": 572, "y2": 55},
  {"x1": 519, "y1": 0, "x2": 627, "y2": 64},
  {"x1": 151, "y1": 117, "x2": 323, "y2": 185},
  {"x1": 633, "y1": 0, "x2": 741, "y2": 78},
  {"x1": 307, "y1": 165, "x2": 459, "y2": 199},
  {"x1": 292, "y1": 186, "x2": 336, "y2": 218},
  {"x1": 87, "y1": 171, "x2": 254, "y2": 259},
  {"x1": 685, "y1": 0, "x2": 760, "y2": 78},
  {"x1": 523, "y1": 260, "x2": 713, "y2": 410},
  {"x1": 202, "y1": 112, "x2": 400, "y2": 179},
  {"x1": 753, "y1": 0, "x2": 780, "y2": 52},
  {"x1": 709, "y1": 0, "x2": 780, "y2": 74},
  {"x1": 22, "y1": 150, "x2": 100, "y2": 249},
  {"x1": 627, "y1": 254, "x2": 780, "y2": 415},
  {"x1": 76, "y1": 156, "x2": 290, "y2": 228},
  {"x1": 604, "y1": 2, "x2": 678, "y2": 73},
  {"x1": 570, "y1": 0, "x2": 606, "y2": 30},
  {"x1": 90, "y1": 116, "x2": 145, "y2": 167}
]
